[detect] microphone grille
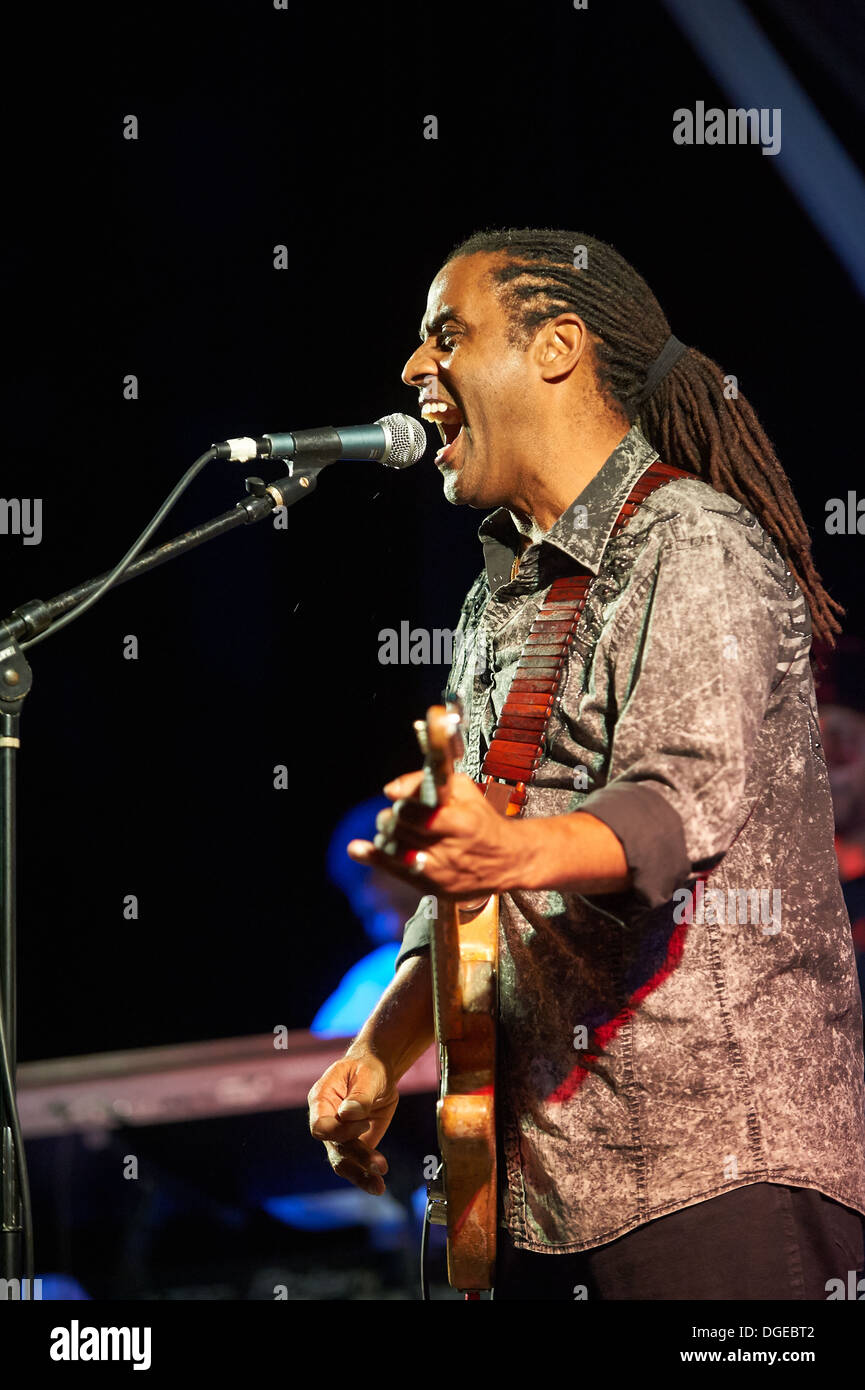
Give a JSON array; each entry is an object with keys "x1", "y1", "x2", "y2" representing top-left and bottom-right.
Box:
[{"x1": 376, "y1": 413, "x2": 427, "y2": 469}]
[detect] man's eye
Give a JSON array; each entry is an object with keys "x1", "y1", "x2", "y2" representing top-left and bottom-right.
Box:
[{"x1": 438, "y1": 332, "x2": 457, "y2": 350}]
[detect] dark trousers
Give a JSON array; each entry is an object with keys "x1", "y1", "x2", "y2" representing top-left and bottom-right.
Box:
[{"x1": 492, "y1": 1183, "x2": 865, "y2": 1300}]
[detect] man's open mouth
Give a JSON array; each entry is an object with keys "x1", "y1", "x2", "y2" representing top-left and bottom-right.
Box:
[{"x1": 420, "y1": 400, "x2": 466, "y2": 463}]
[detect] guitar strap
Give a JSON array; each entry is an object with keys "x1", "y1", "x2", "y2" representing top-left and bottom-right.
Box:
[{"x1": 481, "y1": 459, "x2": 691, "y2": 814}]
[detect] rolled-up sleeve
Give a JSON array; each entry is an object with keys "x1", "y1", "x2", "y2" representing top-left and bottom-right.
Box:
[
  {"x1": 394, "y1": 896, "x2": 434, "y2": 971},
  {"x1": 578, "y1": 525, "x2": 785, "y2": 909},
  {"x1": 579, "y1": 779, "x2": 692, "y2": 908}
]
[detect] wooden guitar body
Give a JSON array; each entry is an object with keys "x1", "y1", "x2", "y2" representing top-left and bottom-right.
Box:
[
  {"x1": 417, "y1": 706, "x2": 520, "y2": 1293},
  {"x1": 434, "y1": 890, "x2": 498, "y2": 1291}
]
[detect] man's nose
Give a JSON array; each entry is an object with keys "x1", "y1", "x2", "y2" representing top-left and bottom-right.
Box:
[{"x1": 401, "y1": 341, "x2": 438, "y2": 387}]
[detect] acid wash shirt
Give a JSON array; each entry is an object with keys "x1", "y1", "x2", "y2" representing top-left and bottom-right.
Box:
[{"x1": 395, "y1": 423, "x2": 865, "y2": 1254}]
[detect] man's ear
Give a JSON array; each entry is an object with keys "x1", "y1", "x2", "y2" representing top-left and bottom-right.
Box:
[{"x1": 533, "y1": 313, "x2": 590, "y2": 382}]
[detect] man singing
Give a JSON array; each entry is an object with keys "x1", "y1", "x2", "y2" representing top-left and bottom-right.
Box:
[{"x1": 308, "y1": 228, "x2": 865, "y2": 1299}]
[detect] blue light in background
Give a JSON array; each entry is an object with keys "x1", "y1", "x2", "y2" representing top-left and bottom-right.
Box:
[{"x1": 310, "y1": 942, "x2": 400, "y2": 1037}]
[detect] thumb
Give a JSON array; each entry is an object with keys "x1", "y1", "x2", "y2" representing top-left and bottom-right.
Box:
[
  {"x1": 337, "y1": 1063, "x2": 385, "y2": 1119},
  {"x1": 337, "y1": 1096, "x2": 370, "y2": 1119}
]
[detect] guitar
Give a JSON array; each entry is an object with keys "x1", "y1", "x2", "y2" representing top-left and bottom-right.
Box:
[{"x1": 413, "y1": 699, "x2": 522, "y2": 1294}]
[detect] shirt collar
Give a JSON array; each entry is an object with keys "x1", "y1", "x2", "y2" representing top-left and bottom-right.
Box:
[{"x1": 478, "y1": 424, "x2": 659, "y2": 590}]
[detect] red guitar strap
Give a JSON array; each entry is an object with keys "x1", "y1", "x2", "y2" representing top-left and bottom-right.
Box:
[{"x1": 481, "y1": 459, "x2": 691, "y2": 811}]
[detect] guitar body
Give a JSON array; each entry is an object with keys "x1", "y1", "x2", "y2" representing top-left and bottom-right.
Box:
[
  {"x1": 433, "y1": 886, "x2": 499, "y2": 1292},
  {"x1": 417, "y1": 705, "x2": 521, "y2": 1293}
]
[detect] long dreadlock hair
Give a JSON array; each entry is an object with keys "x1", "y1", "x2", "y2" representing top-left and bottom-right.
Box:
[{"x1": 445, "y1": 227, "x2": 842, "y2": 645}]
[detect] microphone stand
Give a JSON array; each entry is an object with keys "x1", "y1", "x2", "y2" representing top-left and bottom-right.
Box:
[{"x1": 0, "y1": 465, "x2": 319, "y2": 1285}]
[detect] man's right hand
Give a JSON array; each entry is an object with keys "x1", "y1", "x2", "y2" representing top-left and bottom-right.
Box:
[{"x1": 308, "y1": 1050, "x2": 399, "y2": 1195}]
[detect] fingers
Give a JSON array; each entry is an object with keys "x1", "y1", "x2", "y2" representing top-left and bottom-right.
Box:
[
  {"x1": 369, "y1": 769, "x2": 478, "y2": 857},
  {"x1": 328, "y1": 1137, "x2": 389, "y2": 1176},
  {"x1": 347, "y1": 771, "x2": 486, "y2": 884},
  {"x1": 374, "y1": 800, "x2": 439, "y2": 854},
  {"x1": 346, "y1": 837, "x2": 382, "y2": 867},
  {"x1": 345, "y1": 841, "x2": 438, "y2": 888},
  {"x1": 325, "y1": 1139, "x2": 389, "y2": 1194},
  {"x1": 308, "y1": 1054, "x2": 399, "y2": 1197},
  {"x1": 310, "y1": 1110, "x2": 373, "y2": 1143},
  {"x1": 383, "y1": 770, "x2": 425, "y2": 799},
  {"x1": 308, "y1": 1066, "x2": 383, "y2": 1143}
]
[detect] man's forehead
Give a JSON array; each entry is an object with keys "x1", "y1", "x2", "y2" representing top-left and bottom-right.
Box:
[
  {"x1": 418, "y1": 300, "x2": 458, "y2": 341},
  {"x1": 418, "y1": 255, "x2": 496, "y2": 340}
]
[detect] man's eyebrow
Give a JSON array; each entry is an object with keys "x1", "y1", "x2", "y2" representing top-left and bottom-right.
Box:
[{"x1": 418, "y1": 307, "x2": 465, "y2": 342}]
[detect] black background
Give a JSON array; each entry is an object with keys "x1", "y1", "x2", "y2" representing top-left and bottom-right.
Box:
[{"x1": 4, "y1": 0, "x2": 864, "y2": 1061}]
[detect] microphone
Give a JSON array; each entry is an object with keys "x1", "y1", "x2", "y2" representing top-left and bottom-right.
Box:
[{"x1": 214, "y1": 413, "x2": 426, "y2": 470}]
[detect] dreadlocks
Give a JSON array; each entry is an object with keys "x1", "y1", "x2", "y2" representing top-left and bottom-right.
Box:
[{"x1": 445, "y1": 227, "x2": 842, "y2": 645}]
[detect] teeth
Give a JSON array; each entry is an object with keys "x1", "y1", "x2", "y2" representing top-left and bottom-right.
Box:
[
  {"x1": 420, "y1": 400, "x2": 464, "y2": 447},
  {"x1": 421, "y1": 401, "x2": 449, "y2": 443}
]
